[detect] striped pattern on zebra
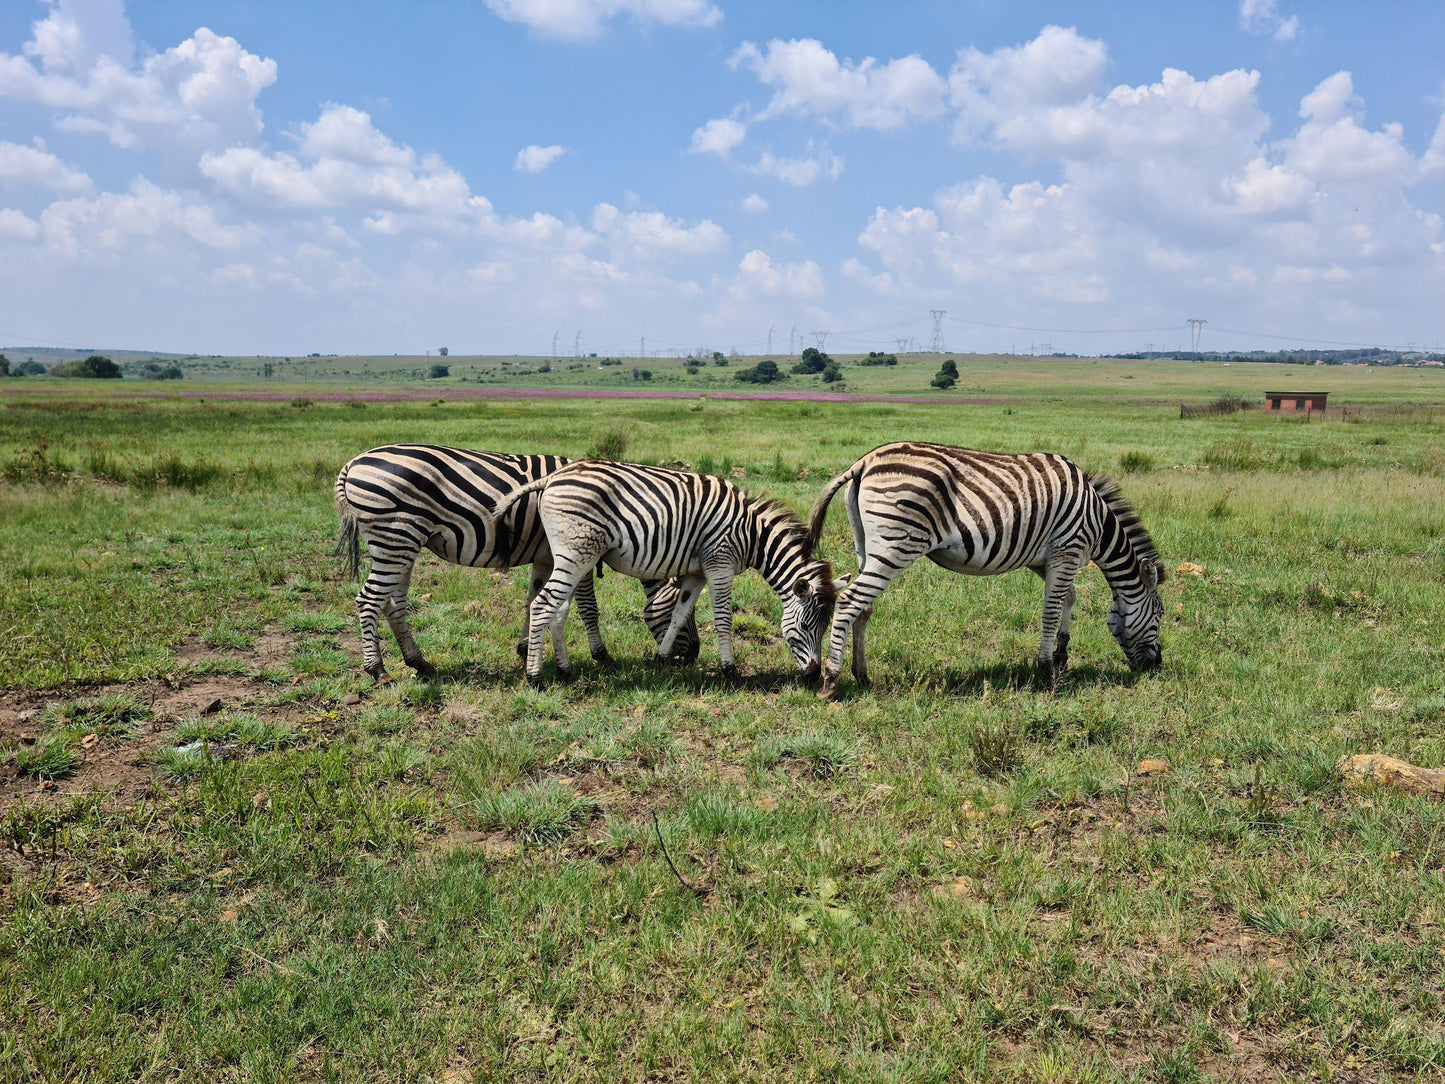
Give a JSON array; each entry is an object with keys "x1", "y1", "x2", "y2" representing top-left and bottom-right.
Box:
[
  {"x1": 806, "y1": 441, "x2": 1166, "y2": 699},
  {"x1": 490, "y1": 460, "x2": 838, "y2": 685},
  {"x1": 334, "y1": 445, "x2": 695, "y2": 681}
]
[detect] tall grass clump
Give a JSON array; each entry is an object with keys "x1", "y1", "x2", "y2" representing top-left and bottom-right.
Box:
[
  {"x1": 1119, "y1": 450, "x2": 1155, "y2": 473},
  {"x1": 466, "y1": 780, "x2": 597, "y2": 842},
  {"x1": 589, "y1": 430, "x2": 630, "y2": 461}
]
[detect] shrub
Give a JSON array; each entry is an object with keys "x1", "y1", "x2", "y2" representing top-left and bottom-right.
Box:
[
  {"x1": 429, "y1": 364, "x2": 450, "y2": 378},
  {"x1": 791, "y1": 347, "x2": 831, "y2": 375},
  {"x1": 860, "y1": 351, "x2": 898, "y2": 366},
  {"x1": 939, "y1": 359, "x2": 959, "y2": 378},
  {"x1": 931, "y1": 372, "x2": 957, "y2": 390},
  {"x1": 141, "y1": 363, "x2": 184, "y2": 380},
  {"x1": 821, "y1": 362, "x2": 843, "y2": 384},
  {"x1": 736, "y1": 360, "x2": 784, "y2": 384},
  {"x1": 589, "y1": 430, "x2": 630, "y2": 460},
  {"x1": 52, "y1": 355, "x2": 122, "y2": 379}
]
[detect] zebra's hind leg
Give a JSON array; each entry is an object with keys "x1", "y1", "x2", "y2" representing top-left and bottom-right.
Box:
[
  {"x1": 701, "y1": 564, "x2": 738, "y2": 677},
  {"x1": 354, "y1": 528, "x2": 425, "y2": 682},
  {"x1": 820, "y1": 554, "x2": 913, "y2": 701},
  {"x1": 382, "y1": 558, "x2": 435, "y2": 678},
  {"x1": 850, "y1": 604, "x2": 874, "y2": 685},
  {"x1": 573, "y1": 568, "x2": 616, "y2": 668},
  {"x1": 654, "y1": 575, "x2": 707, "y2": 664},
  {"x1": 525, "y1": 553, "x2": 595, "y2": 686},
  {"x1": 517, "y1": 563, "x2": 549, "y2": 662}
]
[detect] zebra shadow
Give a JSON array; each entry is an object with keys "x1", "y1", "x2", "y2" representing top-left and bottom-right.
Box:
[
  {"x1": 434, "y1": 656, "x2": 811, "y2": 694},
  {"x1": 822, "y1": 658, "x2": 1139, "y2": 700}
]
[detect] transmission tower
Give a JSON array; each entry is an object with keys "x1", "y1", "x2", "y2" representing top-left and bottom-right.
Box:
[
  {"x1": 929, "y1": 310, "x2": 947, "y2": 354},
  {"x1": 640, "y1": 336, "x2": 645, "y2": 360},
  {"x1": 766, "y1": 326, "x2": 774, "y2": 356},
  {"x1": 574, "y1": 331, "x2": 582, "y2": 358},
  {"x1": 788, "y1": 325, "x2": 797, "y2": 355},
  {"x1": 894, "y1": 338, "x2": 909, "y2": 354},
  {"x1": 811, "y1": 330, "x2": 830, "y2": 352},
  {"x1": 551, "y1": 332, "x2": 560, "y2": 360},
  {"x1": 1187, "y1": 319, "x2": 1206, "y2": 359}
]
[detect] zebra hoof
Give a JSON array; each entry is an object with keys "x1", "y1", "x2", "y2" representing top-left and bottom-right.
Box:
[
  {"x1": 408, "y1": 658, "x2": 437, "y2": 679},
  {"x1": 800, "y1": 661, "x2": 821, "y2": 683},
  {"x1": 555, "y1": 665, "x2": 575, "y2": 682},
  {"x1": 818, "y1": 681, "x2": 839, "y2": 702},
  {"x1": 719, "y1": 662, "x2": 740, "y2": 681},
  {"x1": 591, "y1": 648, "x2": 616, "y2": 670},
  {"x1": 516, "y1": 640, "x2": 529, "y2": 661},
  {"x1": 1052, "y1": 633, "x2": 1071, "y2": 670},
  {"x1": 365, "y1": 663, "x2": 390, "y2": 684},
  {"x1": 851, "y1": 671, "x2": 871, "y2": 688},
  {"x1": 524, "y1": 671, "x2": 547, "y2": 690}
]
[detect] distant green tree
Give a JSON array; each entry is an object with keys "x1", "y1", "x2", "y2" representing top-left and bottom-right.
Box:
[
  {"x1": 15, "y1": 360, "x2": 47, "y2": 376},
  {"x1": 791, "y1": 346, "x2": 830, "y2": 375},
  {"x1": 735, "y1": 360, "x2": 784, "y2": 384},
  {"x1": 438, "y1": 346, "x2": 449, "y2": 357},
  {"x1": 931, "y1": 372, "x2": 957, "y2": 390},
  {"x1": 0, "y1": 354, "x2": 8, "y2": 378},
  {"x1": 861, "y1": 351, "x2": 898, "y2": 366},
  {"x1": 713, "y1": 351, "x2": 725, "y2": 363},
  {"x1": 141, "y1": 363, "x2": 184, "y2": 380},
  {"x1": 940, "y1": 359, "x2": 958, "y2": 378},
  {"x1": 53, "y1": 355, "x2": 122, "y2": 379},
  {"x1": 821, "y1": 362, "x2": 843, "y2": 383},
  {"x1": 429, "y1": 363, "x2": 450, "y2": 378}
]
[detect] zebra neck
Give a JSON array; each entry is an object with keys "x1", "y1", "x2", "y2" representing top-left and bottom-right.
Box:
[
  {"x1": 748, "y1": 510, "x2": 810, "y2": 597},
  {"x1": 1094, "y1": 505, "x2": 1148, "y2": 598}
]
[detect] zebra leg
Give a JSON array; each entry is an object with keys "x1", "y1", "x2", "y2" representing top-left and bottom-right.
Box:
[
  {"x1": 655, "y1": 574, "x2": 707, "y2": 662},
  {"x1": 644, "y1": 579, "x2": 698, "y2": 661},
  {"x1": 574, "y1": 568, "x2": 615, "y2": 668},
  {"x1": 702, "y1": 566, "x2": 738, "y2": 677},
  {"x1": 517, "y1": 561, "x2": 550, "y2": 661},
  {"x1": 1036, "y1": 553, "x2": 1085, "y2": 677},
  {"x1": 525, "y1": 552, "x2": 594, "y2": 685},
  {"x1": 382, "y1": 557, "x2": 436, "y2": 678},
  {"x1": 820, "y1": 555, "x2": 912, "y2": 700},
  {"x1": 354, "y1": 528, "x2": 425, "y2": 682},
  {"x1": 850, "y1": 604, "x2": 875, "y2": 685}
]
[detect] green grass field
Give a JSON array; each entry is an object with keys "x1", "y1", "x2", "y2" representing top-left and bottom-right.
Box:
[{"x1": 4, "y1": 359, "x2": 1445, "y2": 1082}]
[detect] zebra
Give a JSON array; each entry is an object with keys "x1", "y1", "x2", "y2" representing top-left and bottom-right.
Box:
[
  {"x1": 489, "y1": 460, "x2": 838, "y2": 686},
  {"x1": 806, "y1": 441, "x2": 1166, "y2": 699},
  {"x1": 334, "y1": 445, "x2": 696, "y2": 681}
]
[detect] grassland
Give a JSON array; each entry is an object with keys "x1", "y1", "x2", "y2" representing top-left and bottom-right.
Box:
[{"x1": 3, "y1": 360, "x2": 1445, "y2": 1082}]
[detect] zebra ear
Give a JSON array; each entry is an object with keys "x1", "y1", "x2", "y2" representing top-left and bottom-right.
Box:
[
  {"x1": 832, "y1": 575, "x2": 851, "y2": 593},
  {"x1": 1153, "y1": 558, "x2": 1168, "y2": 586},
  {"x1": 792, "y1": 575, "x2": 812, "y2": 598}
]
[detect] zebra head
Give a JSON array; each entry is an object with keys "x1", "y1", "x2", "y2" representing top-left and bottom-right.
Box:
[
  {"x1": 1105, "y1": 558, "x2": 1166, "y2": 670},
  {"x1": 782, "y1": 563, "x2": 839, "y2": 679}
]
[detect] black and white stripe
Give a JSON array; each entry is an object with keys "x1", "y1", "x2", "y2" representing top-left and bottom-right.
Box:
[
  {"x1": 334, "y1": 444, "x2": 694, "y2": 680},
  {"x1": 807, "y1": 441, "x2": 1166, "y2": 698},
  {"x1": 491, "y1": 461, "x2": 837, "y2": 684}
]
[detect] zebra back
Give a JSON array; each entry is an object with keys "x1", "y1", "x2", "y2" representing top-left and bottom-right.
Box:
[{"x1": 335, "y1": 444, "x2": 565, "y2": 569}]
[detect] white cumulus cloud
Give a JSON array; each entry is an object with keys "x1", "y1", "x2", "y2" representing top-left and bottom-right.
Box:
[
  {"x1": 0, "y1": 139, "x2": 90, "y2": 191},
  {"x1": 730, "y1": 38, "x2": 946, "y2": 130},
  {"x1": 514, "y1": 143, "x2": 568, "y2": 172},
  {"x1": 739, "y1": 192, "x2": 768, "y2": 213},
  {"x1": 1239, "y1": 0, "x2": 1300, "y2": 42},
  {"x1": 484, "y1": 0, "x2": 721, "y2": 42}
]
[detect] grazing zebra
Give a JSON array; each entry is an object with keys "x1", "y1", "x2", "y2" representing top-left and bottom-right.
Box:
[
  {"x1": 490, "y1": 461, "x2": 838, "y2": 685},
  {"x1": 806, "y1": 441, "x2": 1167, "y2": 699},
  {"x1": 334, "y1": 445, "x2": 696, "y2": 681}
]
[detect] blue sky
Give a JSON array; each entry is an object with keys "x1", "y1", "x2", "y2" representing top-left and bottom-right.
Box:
[{"x1": 0, "y1": 0, "x2": 1441, "y2": 357}]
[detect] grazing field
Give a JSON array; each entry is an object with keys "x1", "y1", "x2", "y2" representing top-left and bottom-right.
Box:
[{"x1": 3, "y1": 361, "x2": 1445, "y2": 1082}]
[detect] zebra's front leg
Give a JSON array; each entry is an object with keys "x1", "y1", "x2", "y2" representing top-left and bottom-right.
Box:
[
  {"x1": 1036, "y1": 553, "x2": 1084, "y2": 679},
  {"x1": 655, "y1": 575, "x2": 707, "y2": 663},
  {"x1": 702, "y1": 566, "x2": 738, "y2": 677}
]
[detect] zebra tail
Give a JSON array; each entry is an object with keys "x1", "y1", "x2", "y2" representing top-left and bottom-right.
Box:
[
  {"x1": 489, "y1": 475, "x2": 553, "y2": 569},
  {"x1": 333, "y1": 464, "x2": 362, "y2": 581},
  {"x1": 806, "y1": 464, "x2": 860, "y2": 555}
]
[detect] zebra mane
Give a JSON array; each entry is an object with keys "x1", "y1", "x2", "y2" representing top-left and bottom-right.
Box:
[
  {"x1": 749, "y1": 495, "x2": 835, "y2": 588},
  {"x1": 1084, "y1": 471, "x2": 1164, "y2": 576}
]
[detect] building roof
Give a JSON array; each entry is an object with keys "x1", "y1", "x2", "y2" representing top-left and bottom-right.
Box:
[{"x1": 1263, "y1": 390, "x2": 1329, "y2": 396}]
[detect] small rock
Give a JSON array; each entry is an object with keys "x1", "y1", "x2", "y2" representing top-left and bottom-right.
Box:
[
  {"x1": 81, "y1": 733, "x2": 100, "y2": 749},
  {"x1": 931, "y1": 877, "x2": 974, "y2": 899},
  {"x1": 252, "y1": 791, "x2": 270, "y2": 809},
  {"x1": 1136, "y1": 758, "x2": 1170, "y2": 776},
  {"x1": 201, "y1": 698, "x2": 223, "y2": 715},
  {"x1": 340, "y1": 693, "x2": 362, "y2": 707}
]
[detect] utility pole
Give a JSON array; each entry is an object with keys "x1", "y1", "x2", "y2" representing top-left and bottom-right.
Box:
[
  {"x1": 929, "y1": 310, "x2": 947, "y2": 354},
  {"x1": 1187, "y1": 318, "x2": 1206, "y2": 359},
  {"x1": 552, "y1": 332, "x2": 560, "y2": 361},
  {"x1": 574, "y1": 331, "x2": 582, "y2": 358},
  {"x1": 766, "y1": 326, "x2": 774, "y2": 356},
  {"x1": 640, "y1": 336, "x2": 645, "y2": 361},
  {"x1": 788, "y1": 325, "x2": 797, "y2": 355}
]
